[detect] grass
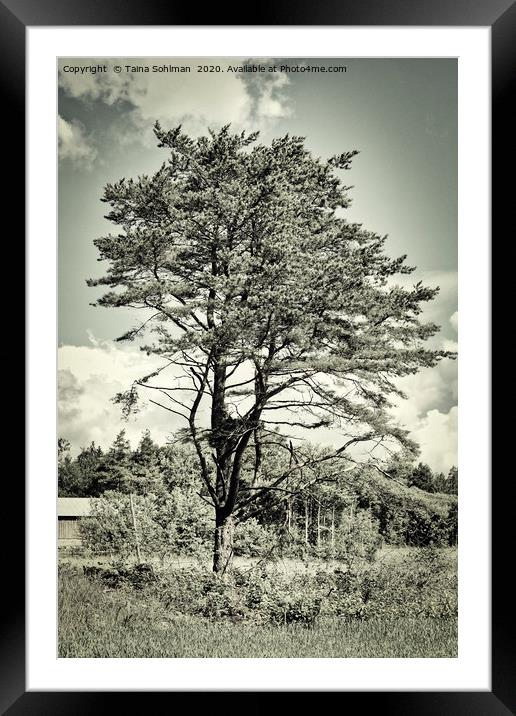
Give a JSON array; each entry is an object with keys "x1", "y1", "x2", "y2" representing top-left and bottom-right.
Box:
[
  {"x1": 60, "y1": 615, "x2": 457, "y2": 659},
  {"x1": 58, "y1": 562, "x2": 457, "y2": 658}
]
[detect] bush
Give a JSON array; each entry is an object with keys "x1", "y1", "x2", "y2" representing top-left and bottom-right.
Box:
[
  {"x1": 79, "y1": 490, "x2": 212, "y2": 560},
  {"x1": 354, "y1": 471, "x2": 458, "y2": 547},
  {"x1": 354, "y1": 547, "x2": 458, "y2": 620},
  {"x1": 145, "y1": 564, "x2": 326, "y2": 626},
  {"x1": 268, "y1": 594, "x2": 322, "y2": 626},
  {"x1": 233, "y1": 518, "x2": 276, "y2": 557},
  {"x1": 446, "y1": 503, "x2": 458, "y2": 546},
  {"x1": 78, "y1": 545, "x2": 457, "y2": 626},
  {"x1": 404, "y1": 507, "x2": 451, "y2": 547},
  {"x1": 83, "y1": 562, "x2": 157, "y2": 590},
  {"x1": 154, "y1": 566, "x2": 215, "y2": 614}
]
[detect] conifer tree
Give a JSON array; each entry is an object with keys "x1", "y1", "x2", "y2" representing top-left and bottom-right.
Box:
[{"x1": 89, "y1": 124, "x2": 452, "y2": 575}]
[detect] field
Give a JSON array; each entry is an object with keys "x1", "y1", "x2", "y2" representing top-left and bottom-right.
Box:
[{"x1": 58, "y1": 546, "x2": 457, "y2": 659}]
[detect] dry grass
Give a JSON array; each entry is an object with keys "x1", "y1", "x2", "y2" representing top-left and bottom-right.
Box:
[{"x1": 59, "y1": 545, "x2": 458, "y2": 573}]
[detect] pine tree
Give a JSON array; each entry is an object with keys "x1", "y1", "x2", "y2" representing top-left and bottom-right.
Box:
[
  {"x1": 446, "y1": 466, "x2": 458, "y2": 495},
  {"x1": 89, "y1": 124, "x2": 453, "y2": 575},
  {"x1": 96, "y1": 430, "x2": 133, "y2": 493},
  {"x1": 130, "y1": 430, "x2": 164, "y2": 495},
  {"x1": 409, "y1": 462, "x2": 436, "y2": 493},
  {"x1": 58, "y1": 438, "x2": 79, "y2": 496}
]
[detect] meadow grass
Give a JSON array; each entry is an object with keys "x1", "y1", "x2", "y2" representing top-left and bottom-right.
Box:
[{"x1": 58, "y1": 566, "x2": 457, "y2": 658}]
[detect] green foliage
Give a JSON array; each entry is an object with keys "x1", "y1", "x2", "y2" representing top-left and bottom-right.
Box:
[
  {"x1": 447, "y1": 502, "x2": 458, "y2": 545},
  {"x1": 404, "y1": 505, "x2": 452, "y2": 546},
  {"x1": 158, "y1": 443, "x2": 207, "y2": 492},
  {"x1": 83, "y1": 562, "x2": 156, "y2": 590},
  {"x1": 446, "y1": 466, "x2": 458, "y2": 495},
  {"x1": 94, "y1": 430, "x2": 136, "y2": 494},
  {"x1": 332, "y1": 508, "x2": 382, "y2": 565},
  {"x1": 166, "y1": 486, "x2": 213, "y2": 553},
  {"x1": 82, "y1": 546, "x2": 456, "y2": 627},
  {"x1": 408, "y1": 462, "x2": 437, "y2": 492},
  {"x1": 149, "y1": 565, "x2": 325, "y2": 626},
  {"x1": 58, "y1": 432, "x2": 197, "y2": 498},
  {"x1": 60, "y1": 430, "x2": 457, "y2": 551},
  {"x1": 79, "y1": 490, "x2": 212, "y2": 560},
  {"x1": 355, "y1": 547, "x2": 458, "y2": 620},
  {"x1": 351, "y1": 467, "x2": 458, "y2": 547},
  {"x1": 58, "y1": 440, "x2": 104, "y2": 497},
  {"x1": 233, "y1": 518, "x2": 275, "y2": 557},
  {"x1": 91, "y1": 124, "x2": 448, "y2": 387},
  {"x1": 125, "y1": 430, "x2": 166, "y2": 495}
]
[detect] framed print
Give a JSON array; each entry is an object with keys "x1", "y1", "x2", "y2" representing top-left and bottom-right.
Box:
[{"x1": 5, "y1": 0, "x2": 511, "y2": 710}]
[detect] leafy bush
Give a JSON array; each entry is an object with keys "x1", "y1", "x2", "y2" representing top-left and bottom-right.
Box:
[
  {"x1": 144, "y1": 564, "x2": 325, "y2": 626},
  {"x1": 83, "y1": 562, "x2": 156, "y2": 590},
  {"x1": 77, "y1": 545, "x2": 457, "y2": 626},
  {"x1": 355, "y1": 547, "x2": 458, "y2": 619},
  {"x1": 268, "y1": 594, "x2": 322, "y2": 626},
  {"x1": 353, "y1": 471, "x2": 458, "y2": 547},
  {"x1": 59, "y1": 563, "x2": 458, "y2": 658},
  {"x1": 79, "y1": 490, "x2": 212, "y2": 560},
  {"x1": 404, "y1": 507, "x2": 451, "y2": 547},
  {"x1": 446, "y1": 503, "x2": 458, "y2": 545},
  {"x1": 233, "y1": 518, "x2": 276, "y2": 557}
]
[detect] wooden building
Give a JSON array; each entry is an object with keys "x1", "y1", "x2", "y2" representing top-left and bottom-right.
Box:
[{"x1": 58, "y1": 497, "x2": 93, "y2": 543}]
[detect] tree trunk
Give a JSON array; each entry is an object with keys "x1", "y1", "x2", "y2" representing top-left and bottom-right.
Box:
[{"x1": 213, "y1": 513, "x2": 235, "y2": 577}]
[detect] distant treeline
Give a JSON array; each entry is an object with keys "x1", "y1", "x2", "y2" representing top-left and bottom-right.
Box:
[{"x1": 58, "y1": 430, "x2": 458, "y2": 550}]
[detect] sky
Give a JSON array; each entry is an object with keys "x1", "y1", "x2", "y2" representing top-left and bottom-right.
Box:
[{"x1": 58, "y1": 57, "x2": 458, "y2": 472}]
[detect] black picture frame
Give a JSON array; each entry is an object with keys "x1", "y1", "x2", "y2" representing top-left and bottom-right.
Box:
[{"x1": 5, "y1": 0, "x2": 510, "y2": 711}]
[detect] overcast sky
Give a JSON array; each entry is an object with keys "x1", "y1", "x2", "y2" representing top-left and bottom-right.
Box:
[{"x1": 58, "y1": 57, "x2": 457, "y2": 472}]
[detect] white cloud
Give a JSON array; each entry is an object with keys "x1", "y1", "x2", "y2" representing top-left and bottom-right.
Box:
[
  {"x1": 394, "y1": 359, "x2": 457, "y2": 418},
  {"x1": 450, "y1": 310, "x2": 458, "y2": 332},
  {"x1": 408, "y1": 406, "x2": 458, "y2": 474},
  {"x1": 58, "y1": 337, "x2": 457, "y2": 471},
  {"x1": 58, "y1": 341, "x2": 185, "y2": 452},
  {"x1": 442, "y1": 339, "x2": 458, "y2": 352},
  {"x1": 390, "y1": 355, "x2": 457, "y2": 472},
  {"x1": 245, "y1": 69, "x2": 292, "y2": 122},
  {"x1": 58, "y1": 59, "x2": 293, "y2": 143},
  {"x1": 58, "y1": 115, "x2": 97, "y2": 168},
  {"x1": 384, "y1": 274, "x2": 457, "y2": 468}
]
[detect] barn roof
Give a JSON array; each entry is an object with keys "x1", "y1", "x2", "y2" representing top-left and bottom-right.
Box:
[{"x1": 58, "y1": 497, "x2": 93, "y2": 517}]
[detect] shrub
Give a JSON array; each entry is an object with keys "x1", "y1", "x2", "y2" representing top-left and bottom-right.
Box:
[
  {"x1": 446, "y1": 503, "x2": 458, "y2": 546},
  {"x1": 268, "y1": 593, "x2": 322, "y2": 626},
  {"x1": 79, "y1": 490, "x2": 212, "y2": 560},
  {"x1": 83, "y1": 561, "x2": 157, "y2": 590},
  {"x1": 233, "y1": 518, "x2": 276, "y2": 557},
  {"x1": 356, "y1": 547, "x2": 458, "y2": 620},
  {"x1": 153, "y1": 566, "x2": 214, "y2": 614},
  {"x1": 354, "y1": 471, "x2": 458, "y2": 547},
  {"x1": 404, "y1": 507, "x2": 450, "y2": 547},
  {"x1": 78, "y1": 545, "x2": 457, "y2": 626}
]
